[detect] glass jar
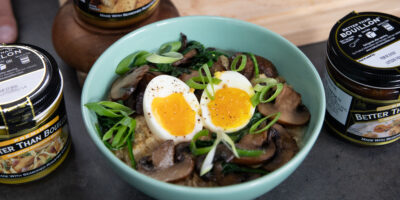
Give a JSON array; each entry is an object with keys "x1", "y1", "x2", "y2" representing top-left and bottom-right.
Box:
[
  {"x1": 324, "y1": 11, "x2": 400, "y2": 145},
  {"x1": 73, "y1": 0, "x2": 160, "y2": 28},
  {"x1": 0, "y1": 44, "x2": 71, "y2": 183}
]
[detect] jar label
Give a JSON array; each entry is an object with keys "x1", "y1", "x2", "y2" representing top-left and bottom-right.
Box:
[
  {"x1": 324, "y1": 70, "x2": 353, "y2": 125},
  {"x1": 335, "y1": 13, "x2": 400, "y2": 68},
  {"x1": 324, "y1": 68, "x2": 400, "y2": 145},
  {"x1": 0, "y1": 46, "x2": 46, "y2": 105},
  {"x1": 0, "y1": 103, "x2": 70, "y2": 182},
  {"x1": 74, "y1": 0, "x2": 157, "y2": 19}
]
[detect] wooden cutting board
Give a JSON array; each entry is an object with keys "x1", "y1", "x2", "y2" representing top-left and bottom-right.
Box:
[{"x1": 59, "y1": 0, "x2": 400, "y2": 45}]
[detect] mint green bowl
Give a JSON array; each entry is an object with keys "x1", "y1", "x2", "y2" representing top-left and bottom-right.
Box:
[{"x1": 81, "y1": 16, "x2": 325, "y2": 200}]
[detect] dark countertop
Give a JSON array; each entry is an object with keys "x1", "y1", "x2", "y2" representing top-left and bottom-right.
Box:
[{"x1": 1, "y1": 0, "x2": 399, "y2": 199}]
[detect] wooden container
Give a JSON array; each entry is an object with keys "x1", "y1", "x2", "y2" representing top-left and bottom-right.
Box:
[{"x1": 52, "y1": 0, "x2": 179, "y2": 85}]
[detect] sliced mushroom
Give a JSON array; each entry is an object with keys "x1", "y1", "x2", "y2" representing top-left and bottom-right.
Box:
[
  {"x1": 210, "y1": 55, "x2": 229, "y2": 74},
  {"x1": 137, "y1": 140, "x2": 194, "y2": 182},
  {"x1": 257, "y1": 84, "x2": 310, "y2": 126},
  {"x1": 178, "y1": 33, "x2": 187, "y2": 52},
  {"x1": 172, "y1": 49, "x2": 197, "y2": 66},
  {"x1": 232, "y1": 131, "x2": 276, "y2": 165},
  {"x1": 178, "y1": 70, "x2": 199, "y2": 83},
  {"x1": 151, "y1": 140, "x2": 175, "y2": 168},
  {"x1": 110, "y1": 65, "x2": 150, "y2": 101},
  {"x1": 263, "y1": 124, "x2": 298, "y2": 171},
  {"x1": 255, "y1": 55, "x2": 278, "y2": 78}
]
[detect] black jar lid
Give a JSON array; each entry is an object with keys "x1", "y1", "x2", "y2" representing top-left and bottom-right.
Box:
[
  {"x1": 327, "y1": 11, "x2": 400, "y2": 88},
  {"x1": 0, "y1": 44, "x2": 62, "y2": 137}
]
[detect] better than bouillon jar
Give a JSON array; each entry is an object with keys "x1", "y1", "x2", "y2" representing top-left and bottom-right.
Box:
[
  {"x1": 73, "y1": 0, "x2": 160, "y2": 28},
  {"x1": 0, "y1": 44, "x2": 70, "y2": 183},
  {"x1": 325, "y1": 11, "x2": 400, "y2": 146}
]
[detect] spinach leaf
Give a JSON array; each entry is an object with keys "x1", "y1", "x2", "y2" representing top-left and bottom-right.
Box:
[{"x1": 222, "y1": 163, "x2": 268, "y2": 175}]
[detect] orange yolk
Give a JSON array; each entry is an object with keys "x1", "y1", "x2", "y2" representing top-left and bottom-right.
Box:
[
  {"x1": 207, "y1": 87, "x2": 251, "y2": 129},
  {"x1": 151, "y1": 93, "x2": 196, "y2": 136}
]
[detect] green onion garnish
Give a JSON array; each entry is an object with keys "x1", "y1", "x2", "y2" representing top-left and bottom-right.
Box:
[
  {"x1": 85, "y1": 101, "x2": 133, "y2": 117},
  {"x1": 249, "y1": 112, "x2": 281, "y2": 134},
  {"x1": 186, "y1": 76, "x2": 221, "y2": 89},
  {"x1": 190, "y1": 130, "x2": 213, "y2": 156},
  {"x1": 253, "y1": 77, "x2": 278, "y2": 85},
  {"x1": 199, "y1": 64, "x2": 216, "y2": 100},
  {"x1": 200, "y1": 133, "x2": 222, "y2": 176},
  {"x1": 115, "y1": 51, "x2": 150, "y2": 75},
  {"x1": 126, "y1": 122, "x2": 136, "y2": 169},
  {"x1": 248, "y1": 53, "x2": 259, "y2": 78},
  {"x1": 250, "y1": 78, "x2": 283, "y2": 107},
  {"x1": 237, "y1": 148, "x2": 264, "y2": 157},
  {"x1": 230, "y1": 54, "x2": 247, "y2": 72},
  {"x1": 159, "y1": 41, "x2": 182, "y2": 54},
  {"x1": 146, "y1": 52, "x2": 183, "y2": 64},
  {"x1": 220, "y1": 132, "x2": 239, "y2": 158},
  {"x1": 259, "y1": 83, "x2": 283, "y2": 103}
]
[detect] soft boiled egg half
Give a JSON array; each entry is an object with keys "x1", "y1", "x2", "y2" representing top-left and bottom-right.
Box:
[
  {"x1": 200, "y1": 71, "x2": 255, "y2": 133},
  {"x1": 143, "y1": 75, "x2": 203, "y2": 143}
]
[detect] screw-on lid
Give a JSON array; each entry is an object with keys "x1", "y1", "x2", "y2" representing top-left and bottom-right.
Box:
[
  {"x1": 327, "y1": 11, "x2": 400, "y2": 88},
  {"x1": 0, "y1": 44, "x2": 62, "y2": 137}
]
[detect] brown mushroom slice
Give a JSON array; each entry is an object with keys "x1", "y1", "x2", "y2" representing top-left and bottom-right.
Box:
[
  {"x1": 178, "y1": 70, "x2": 199, "y2": 83},
  {"x1": 232, "y1": 132, "x2": 276, "y2": 165},
  {"x1": 263, "y1": 124, "x2": 298, "y2": 171},
  {"x1": 122, "y1": 71, "x2": 160, "y2": 114},
  {"x1": 142, "y1": 154, "x2": 194, "y2": 182},
  {"x1": 172, "y1": 49, "x2": 197, "y2": 66},
  {"x1": 151, "y1": 140, "x2": 175, "y2": 168},
  {"x1": 210, "y1": 55, "x2": 229, "y2": 74},
  {"x1": 255, "y1": 55, "x2": 278, "y2": 78},
  {"x1": 137, "y1": 140, "x2": 195, "y2": 182},
  {"x1": 257, "y1": 84, "x2": 310, "y2": 126},
  {"x1": 110, "y1": 65, "x2": 150, "y2": 101},
  {"x1": 178, "y1": 33, "x2": 187, "y2": 52}
]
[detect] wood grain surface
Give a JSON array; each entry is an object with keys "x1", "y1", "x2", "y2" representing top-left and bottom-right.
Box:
[
  {"x1": 170, "y1": 0, "x2": 400, "y2": 45},
  {"x1": 59, "y1": 0, "x2": 400, "y2": 45}
]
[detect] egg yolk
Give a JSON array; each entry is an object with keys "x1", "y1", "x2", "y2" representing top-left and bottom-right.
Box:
[
  {"x1": 152, "y1": 93, "x2": 196, "y2": 136},
  {"x1": 207, "y1": 87, "x2": 252, "y2": 130}
]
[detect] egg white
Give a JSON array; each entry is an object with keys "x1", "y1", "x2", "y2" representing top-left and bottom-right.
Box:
[
  {"x1": 200, "y1": 71, "x2": 255, "y2": 133},
  {"x1": 143, "y1": 75, "x2": 203, "y2": 143}
]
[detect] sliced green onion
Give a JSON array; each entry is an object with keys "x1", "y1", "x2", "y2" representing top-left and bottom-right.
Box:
[
  {"x1": 111, "y1": 125, "x2": 127, "y2": 147},
  {"x1": 249, "y1": 112, "x2": 281, "y2": 134},
  {"x1": 186, "y1": 76, "x2": 221, "y2": 89},
  {"x1": 126, "y1": 132, "x2": 136, "y2": 169},
  {"x1": 146, "y1": 52, "x2": 183, "y2": 64},
  {"x1": 115, "y1": 51, "x2": 150, "y2": 75},
  {"x1": 253, "y1": 84, "x2": 265, "y2": 92},
  {"x1": 250, "y1": 92, "x2": 261, "y2": 107},
  {"x1": 253, "y1": 77, "x2": 278, "y2": 85},
  {"x1": 230, "y1": 55, "x2": 247, "y2": 72},
  {"x1": 190, "y1": 130, "x2": 213, "y2": 156},
  {"x1": 85, "y1": 103, "x2": 122, "y2": 118},
  {"x1": 159, "y1": 41, "x2": 181, "y2": 54},
  {"x1": 237, "y1": 148, "x2": 264, "y2": 157},
  {"x1": 220, "y1": 132, "x2": 239, "y2": 158},
  {"x1": 248, "y1": 53, "x2": 259, "y2": 78},
  {"x1": 200, "y1": 133, "x2": 222, "y2": 176},
  {"x1": 199, "y1": 64, "x2": 216, "y2": 100},
  {"x1": 101, "y1": 116, "x2": 136, "y2": 149},
  {"x1": 97, "y1": 101, "x2": 134, "y2": 116},
  {"x1": 134, "y1": 51, "x2": 151, "y2": 66},
  {"x1": 85, "y1": 101, "x2": 134, "y2": 117},
  {"x1": 259, "y1": 83, "x2": 283, "y2": 103}
]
